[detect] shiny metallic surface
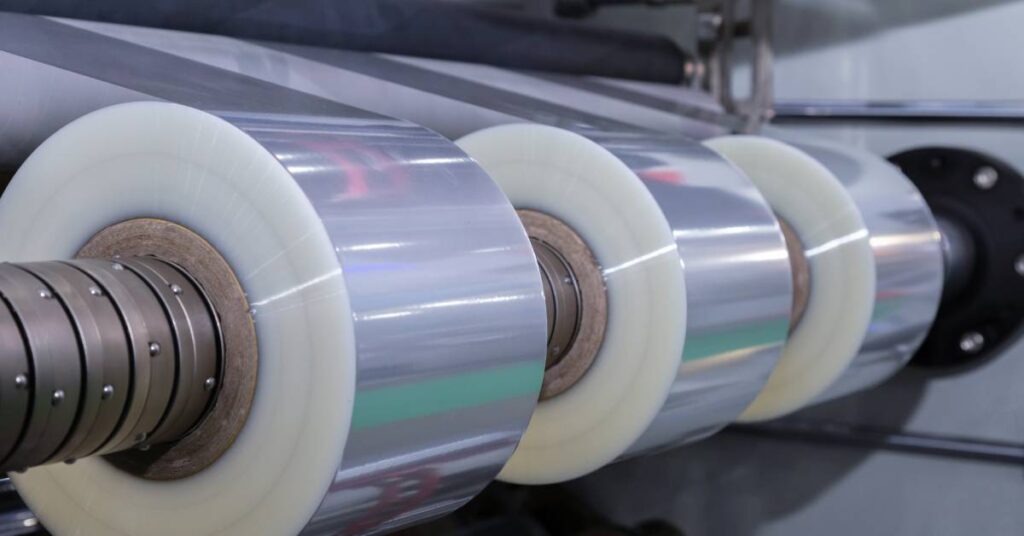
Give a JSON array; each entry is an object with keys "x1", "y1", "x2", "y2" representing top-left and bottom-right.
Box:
[
  {"x1": 797, "y1": 142, "x2": 944, "y2": 403},
  {"x1": 17, "y1": 261, "x2": 130, "y2": 463},
  {"x1": 0, "y1": 265, "x2": 81, "y2": 470},
  {"x1": 118, "y1": 258, "x2": 217, "y2": 446},
  {"x1": 242, "y1": 112, "x2": 547, "y2": 535},
  {"x1": 72, "y1": 259, "x2": 175, "y2": 455},
  {"x1": 0, "y1": 258, "x2": 223, "y2": 473},
  {"x1": 0, "y1": 299, "x2": 30, "y2": 463},
  {"x1": 0, "y1": 15, "x2": 546, "y2": 532},
  {"x1": 584, "y1": 134, "x2": 793, "y2": 457}
]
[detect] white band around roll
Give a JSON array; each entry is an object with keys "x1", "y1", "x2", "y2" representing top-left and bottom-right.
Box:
[
  {"x1": 457, "y1": 124, "x2": 686, "y2": 484},
  {"x1": 703, "y1": 136, "x2": 875, "y2": 422},
  {"x1": 3, "y1": 103, "x2": 355, "y2": 535}
]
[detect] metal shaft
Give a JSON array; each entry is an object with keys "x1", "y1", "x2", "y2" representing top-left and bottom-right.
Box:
[{"x1": 0, "y1": 257, "x2": 222, "y2": 472}]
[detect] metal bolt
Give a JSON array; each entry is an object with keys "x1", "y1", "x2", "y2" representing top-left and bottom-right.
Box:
[
  {"x1": 101, "y1": 384, "x2": 114, "y2": 400},
  {"x1": 959, "y1": 331, "x2": 985, "y2": 354},
  {"x1": 170, "y1": 284, "x2": 183, "y2": 295},
  {"x1": 111, "y1": 262, "x2": 124, "y2": 271},
  {"x1": 134, "y1": 432, "x2": 147, "y2": 443},
  {"x1": 204, "y1": 377, "x2": 216, "y2": 391},
  {"x1": 88, "y1": 286, "x2": 103, "y2": 297},
  {"x1": 148, "y1": 341, "x2": 161, "y2": 357},
  {"x1": 1015, "y1": 255, "x2": 1024, "y2": 277},
  {"x1": 38, "y1": 289, "x2": 52, "y2": 299},
  {"x1": 13, "y1": 374, "x2": 28, "y2": 389},
  {"x1": 973, "y1": 166, "x2": 999, "y2": 190},
  {"x1": 51, "y1": 389, "x2": 65, "y2": 406}
]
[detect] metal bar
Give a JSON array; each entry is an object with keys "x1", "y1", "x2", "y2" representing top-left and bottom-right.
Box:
[
  {"x1": 730, "y1": 419, "x2": 1024, "y2": 465},
  {"x1": 773, "y1": 100, "x2": 1024, "y2": 124}
]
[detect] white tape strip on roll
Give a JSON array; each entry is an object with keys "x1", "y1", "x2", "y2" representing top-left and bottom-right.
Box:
[
  {"x1": 458, "y1": 124, "x2": 687, "y2": 484},
  {"x1": 703, "y1": 136, "x2": 875, "y2": 422},
  {"x1": 3, "y1": 102, "x2": 546, "y2": 534}
]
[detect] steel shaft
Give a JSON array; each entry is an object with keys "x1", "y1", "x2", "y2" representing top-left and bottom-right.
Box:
[{"x1": 0, "y1": 257, "x2": 221, "y2": 472}]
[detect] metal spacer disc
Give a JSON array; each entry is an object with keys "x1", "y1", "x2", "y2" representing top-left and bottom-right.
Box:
[{"x1": 78, "y1": 219, "x2": 257, "y2": 480}]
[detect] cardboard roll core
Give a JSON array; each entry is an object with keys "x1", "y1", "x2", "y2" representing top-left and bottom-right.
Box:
[
  {"x1": 79, "y1": 218, "x2": 257, "y2": 480},
  {"x1": 518, "y1": 209, "x2": 607, "y2": 401}
]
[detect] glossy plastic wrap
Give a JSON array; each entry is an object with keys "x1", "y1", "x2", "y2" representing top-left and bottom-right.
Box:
[
  {"x1": 613, "y1": 137, "x2": 792, "y2": 455},
  {"x1": 0, "y1": 15, "x2": 546, "y2": 535},
  {"x1": 458, "y1": 125, "x2": 792, "y2": 481},
  {"x1": 795, "y1": 140, "x2": 944, "y2": 402}
]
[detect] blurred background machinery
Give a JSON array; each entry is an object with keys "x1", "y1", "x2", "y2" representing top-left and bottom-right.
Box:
[{"x1": 0, "y1": 1, "x2": 1022, "y2": 535}]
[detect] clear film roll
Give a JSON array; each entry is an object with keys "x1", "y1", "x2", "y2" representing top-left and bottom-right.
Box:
[
  {"x1": 458, "y1": 125, "x2": 688, "y2": 484},
  {"x1": 704, "y1": 136, "x2": 876, "y2": 422},
  {"x1": 794, "y1": 140, "x2": 943, "y2": 402},
  {"x1": 3, "y1": 102, "x2": 546, "y2": 535},
  {"x1": 621, "y1": 137, "x2": 792, "y2": 456}
]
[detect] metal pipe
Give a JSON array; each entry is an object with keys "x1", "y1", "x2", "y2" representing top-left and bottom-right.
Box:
[
  {"x1": 935, "y1": 214, "x2": 976, "y2": 302},
  {"x1": 0, "y1": 257, "x2": 222, "y2": 473}
]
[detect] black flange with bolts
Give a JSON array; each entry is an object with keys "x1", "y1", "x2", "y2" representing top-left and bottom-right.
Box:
[{"x1": 891, "y1": 147, "x2": 1024, "y2": 367}]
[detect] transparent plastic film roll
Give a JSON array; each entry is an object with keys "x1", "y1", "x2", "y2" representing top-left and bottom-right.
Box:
[
  {"x1": 704, "y1": 136, "x2": 876, "y2": 422},
  {"x1": 0, "y1": 22, "x2": 547, "y2": 534},
  {"x1": 789, "y1": 139, "x2": 944, "y2": 403},
  {"x1": 458, "y1": 124, "x2": 793, "y2": 482}
]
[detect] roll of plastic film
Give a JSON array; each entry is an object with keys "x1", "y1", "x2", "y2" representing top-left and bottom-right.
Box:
[
  {"x1": 792, "y1": 140, "x2": 943, "y2": 402},
  {"x1": 704, "y1": 136, "x2": 876, "y2": 422},
  {"x1": 2, "y1": 102, "x2": 546, "y2": 534},
  {"x1": 619, "y1": 137, "x2": 793, "y2": 456},
  {"x1": 458, "y1": 124, "x2": 792, "y2": 481},
  {"x1": 458, "y1": 125, "x2": 687, "y2": 484}
]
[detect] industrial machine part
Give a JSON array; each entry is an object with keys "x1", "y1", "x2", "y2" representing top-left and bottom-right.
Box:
[
  {"x1": 890, "y1": 147, "x2": 1024, "y2": 368},
  {"x1": 0, "y1": 254, "x2": 225, "y2": 475},
  {"x1": 2, "y1": 101, "x2": 547, "y2": 535},
  {"x1": 0, "y1": 6, "x2": 1006, "y2": 535},
  {"x1": 704, "y1": 136, "x2": 876, "y2": 422}
]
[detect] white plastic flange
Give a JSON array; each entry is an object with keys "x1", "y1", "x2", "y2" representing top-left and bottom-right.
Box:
[{"x1": 458, "y1": 124, "x2": 686, "y2": 484}]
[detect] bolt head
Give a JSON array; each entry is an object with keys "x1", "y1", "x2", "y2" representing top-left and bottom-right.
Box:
[
  {"x1": 51, "y1": 389, "x2": 65, "y2": 405},
  {"x1": 88, "y1": 286, "x2": 103, "y2": 297},
  {"x1": 204, "y1": 377, "x2": 217, "y2": 391},
  {"x1": 959, "y1": 331, "x2": 985, "y2": 354},
  {"x1": 38, "y1": 289, "x2": 52, "y2": 299},
  {"x1": 101, "y1": 384, "x2": 114, "y2": 400},
  {"x1": 13, "y1": 374, "x2": 28, "y2": 389},
  {"x1": 170, "y1": 284, "x2": 183, "y2": 295},
  {"x1": 973, "y1": 166, "x2": 999, "y2": 190},
  {"x1": 111, "y1": 262, "x2": 124, "y2": 271},
  {"x1": 1015, "y1": 255, "x2": 1024, "y2": 277},
  {"x1": 148, "y1": 341, "x2": 161, "y2": 357}
]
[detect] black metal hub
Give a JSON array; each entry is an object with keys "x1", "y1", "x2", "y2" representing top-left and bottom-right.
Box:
[{"x1": 891, "y1": 147, "x2": 1024, "y2": 367}]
